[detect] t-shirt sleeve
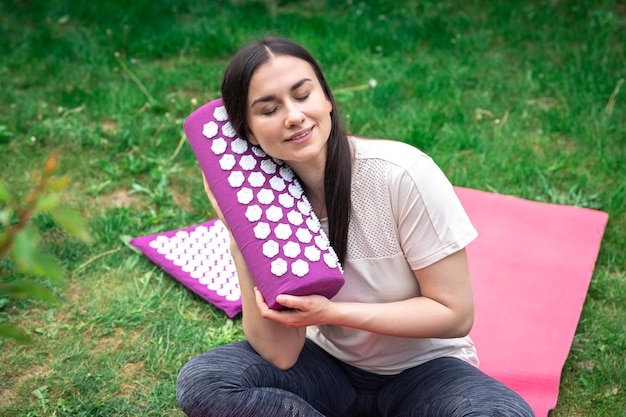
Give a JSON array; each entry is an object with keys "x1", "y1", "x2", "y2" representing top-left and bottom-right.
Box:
[{"x1": 389, "y1": 153, "x2": 478, "y2": 271}]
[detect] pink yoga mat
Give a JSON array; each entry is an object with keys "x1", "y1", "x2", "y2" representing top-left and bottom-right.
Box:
[
  {"x1": 456, "y1": 186, "x2": 609, "y2": 417},
  {"x1": 135, "y1": 185, "x2": 608, "y2": 415}
]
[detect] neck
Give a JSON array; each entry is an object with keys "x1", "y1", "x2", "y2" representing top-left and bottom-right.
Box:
[
  {"x1": 285, "y1": 144, "x2": 328, "y2": 217},
  {"x1": 304, "y1": 184, "x2": 326, "y2": 218},
  {"x1": 290, "y1": 166, "x2": 326, "y2": 218}
]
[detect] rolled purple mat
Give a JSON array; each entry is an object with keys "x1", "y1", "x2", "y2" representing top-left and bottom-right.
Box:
[{"x1": 184, "y1": 98, "x2": 344, "y2": 309}]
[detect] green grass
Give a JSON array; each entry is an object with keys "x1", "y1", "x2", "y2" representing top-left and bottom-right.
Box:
[{"x1": 1, "y1": 0, "x2": 625, "y2": 415}]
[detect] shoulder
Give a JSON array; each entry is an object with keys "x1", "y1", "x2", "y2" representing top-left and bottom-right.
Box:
[
  {"x1": 349, "y1": 136, "x2": 457, "y2": 207},
  {"x1": 350, "y1": 136, "x2": 441, "y2": 180},
  {"x1": 351, "y1": 135, "x2": 429, "y2": 164},
  {"x1": 350, "y1": 136, "x2": 427, "y2": 158}
]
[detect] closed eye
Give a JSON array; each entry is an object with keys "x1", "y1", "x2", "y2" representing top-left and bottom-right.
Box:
[{"x1": 263, "y1": 106, "x2": 279, "y2": 115}]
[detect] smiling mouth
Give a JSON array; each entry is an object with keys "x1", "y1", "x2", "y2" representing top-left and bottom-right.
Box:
[{"x1": 286, "y1": 128, "x2": 312, "y2": 141}]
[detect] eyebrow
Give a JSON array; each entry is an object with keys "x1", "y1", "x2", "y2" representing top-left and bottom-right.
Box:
[{"x1": 250, "y1": 78, "x2": 313, "y2": 108}]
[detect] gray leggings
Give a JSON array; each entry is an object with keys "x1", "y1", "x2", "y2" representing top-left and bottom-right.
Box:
[{"x1": 176, "y1": 339, "x2": 535, "y2": 417}]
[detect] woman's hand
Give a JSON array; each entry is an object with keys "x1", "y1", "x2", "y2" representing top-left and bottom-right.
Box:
[
  {"x1": 254, "y1": 288, "x2": 332, "y2": 328},
  {"x1": 252, "y1": 249, "x2": 475, "y2": 340}
]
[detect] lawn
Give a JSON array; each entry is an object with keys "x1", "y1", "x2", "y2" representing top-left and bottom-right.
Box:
[{"x1": 1, "y1": 0, "x2": 624, "y2": 415}]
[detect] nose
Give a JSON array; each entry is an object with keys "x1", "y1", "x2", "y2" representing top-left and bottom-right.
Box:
[{"x1": 284, "y1": 100, "x2": 305, "y2": 128}]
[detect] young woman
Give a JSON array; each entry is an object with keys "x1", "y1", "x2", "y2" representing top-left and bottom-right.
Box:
[{"x1": 176, "y1": 36, "x2": 535, "y2": 417}]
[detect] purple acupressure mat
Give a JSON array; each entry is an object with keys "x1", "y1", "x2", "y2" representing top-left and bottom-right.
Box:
[
  {"x1": 129, "y1": 219, "x2": 242, "y2": 318},
  {"x1": 183, "y1": 98, "x2": 345, "y2": 309}
]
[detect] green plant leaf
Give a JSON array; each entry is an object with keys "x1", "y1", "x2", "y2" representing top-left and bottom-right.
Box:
[
  {"x1": 0, "y1": 323, "x2": 31, "y2": 343},
  {"x1": 30, "y1": 253, "x2": 65, "y2": 283},
  {"x1": 10, "y1": 225, "x2": 39, "y2": 271},
  {"x1": 49, "y1": 206, "x2": 92, "y2": 243},
  {"x1": 10, "y1": 229, "x2": 64, "y2": 282},
  {"x1": 0, "y1": 280, "x2": 57, "y2": 303},
  {"x1": 34, "y1": 193, "x2": 59, "y2": 215},
  {"x1": 0, "y1": 181, "x2": 10, "y2": 202},
  {"x1": 0, "y1": 207, "x2": 13, "y2": 226},
  {"x1": 45, "y1": 175, "x2": 71, "y2": 191}
]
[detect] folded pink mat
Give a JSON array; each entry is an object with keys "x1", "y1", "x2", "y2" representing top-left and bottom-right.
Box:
[{"x1": 457, "y1": 186, "x2": 609, "y2": 417}]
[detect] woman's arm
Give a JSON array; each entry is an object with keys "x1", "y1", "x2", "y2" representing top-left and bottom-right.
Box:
[
  {"x1": 258, "y1": 248, "x2": 474, "y2": 339},
  {"x1": 202, "y1": 174, "x2": 306, "y2": 370}
]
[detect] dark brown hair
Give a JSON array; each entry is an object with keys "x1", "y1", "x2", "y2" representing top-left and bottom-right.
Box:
[{"x1": 221, "y1": 36, "x2": 352, "y2": 264}]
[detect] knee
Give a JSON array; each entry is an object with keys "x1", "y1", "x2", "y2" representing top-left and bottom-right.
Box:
[
  {"x1": 176, "y1": 355, "x2": 228, "y2": 416},
  {"x1": 175, "y1": 358, "x2": 203, "y2": 414},
  {"x1": 424, "y1": 394, "x2": 535, "y2": 417},
  {"x1": 496, "y1": 399, "x2": 535, "y2": 417},
  {"x1": 468, "y1": 392, "x2": 536, "y2": 417}
]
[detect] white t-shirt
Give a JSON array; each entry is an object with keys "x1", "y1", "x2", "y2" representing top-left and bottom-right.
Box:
[{"x1": 306, "y1": 136, "x2": 479, "y2": 375}]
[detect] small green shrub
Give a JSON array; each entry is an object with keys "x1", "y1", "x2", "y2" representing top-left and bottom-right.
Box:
[{"x1": 0, "y1": 152, "x2": 92, "y2": 342}]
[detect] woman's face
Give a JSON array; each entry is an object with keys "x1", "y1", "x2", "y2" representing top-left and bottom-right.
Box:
[{"x1": 245, "y1": 55, "x2": 333, "y2": 172}]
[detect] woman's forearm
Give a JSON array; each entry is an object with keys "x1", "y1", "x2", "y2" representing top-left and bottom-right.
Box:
[
  {"x1": 268, "y1": 249, "x2": 474, "y2": 339},
  {"x1": 325, "y1": 249, "x2": 474, "y2": 338},
  {"x1": 231, "y1": 245, "x2": 307, "y2": 370},
  {"x1": 326, "y1": 296, "x2": 473, "y2": 339}
]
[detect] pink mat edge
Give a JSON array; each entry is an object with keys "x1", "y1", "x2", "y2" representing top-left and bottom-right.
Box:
[{"x1": 455, "y1": 186, "x2": 609, "y2": 416}]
